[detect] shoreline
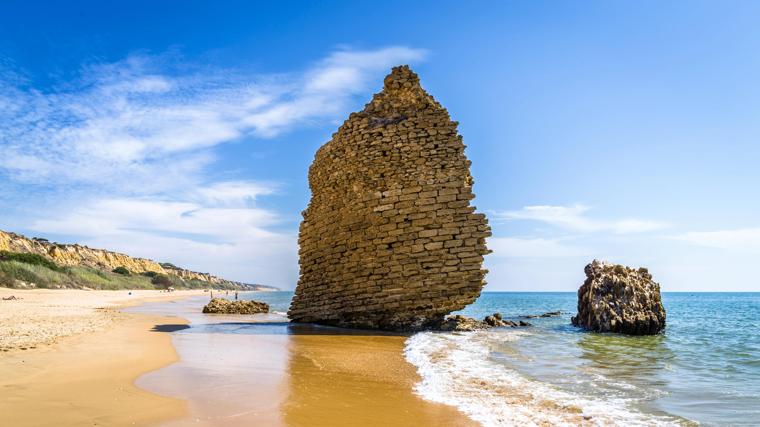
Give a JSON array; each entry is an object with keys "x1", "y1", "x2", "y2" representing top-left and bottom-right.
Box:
[
  {"x1": 0, "y1": 289, "x2": 478, "y2": 426},
  {"x1": 0, "y1": 288, "x2": 204, "y2": 426},
  {"x1": 283, "y1": 332, "x2": 479, "y2": 427},
  {"x1": 0, "y1": 288, "x2": 206, "y2": 352},
  {"x1": 133, "y1": 296, "x2": 478, "y2": 426},
  {"x1": 0, "y1": 311, "x2": 189, "y2": 427}
]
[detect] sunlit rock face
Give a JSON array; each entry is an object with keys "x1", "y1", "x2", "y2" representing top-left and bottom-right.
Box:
[
  {"x1": 288, "y1": 66, "x2": 491, "y2": 330},
  {"x1": 572, "y1": 260, "x2": 666, "y2": 335}
]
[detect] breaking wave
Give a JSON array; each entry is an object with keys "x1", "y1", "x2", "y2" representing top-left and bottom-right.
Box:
[{"x1": 404, "y1": 330, "x2": 686, "y2": 427}]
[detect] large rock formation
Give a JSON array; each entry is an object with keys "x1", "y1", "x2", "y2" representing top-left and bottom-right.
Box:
[
  {"x1": 0, "y1": 230, "x2": 276, "y2": 290},
  {"x1": 288, "y1": 66, "x2": 491, "y2": 330},
  {"x1": 571, "y1": 260, "x2": 666, "y2": 335}
]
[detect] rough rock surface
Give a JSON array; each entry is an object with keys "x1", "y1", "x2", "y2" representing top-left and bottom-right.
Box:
[
  {"x1": 202, "y1": 298, "x2": 269, "y2": 314},
  {"x1": 433, "y1": 313, "x2": 530, "y2": 332},
  {"x1": 288, "y1": 66, "x2": 491, "y2": 330},
  {"x1": 571, "y1": 260, "x2": 666, "y2": 335}
]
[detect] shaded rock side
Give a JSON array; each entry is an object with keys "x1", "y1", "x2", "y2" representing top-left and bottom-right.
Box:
[
  {"x1": 571, "y1": 260, "x2": 666, "y2": 335},
  {"x1": 202, "y1": 298, "x2": 269, "y2": 314},
  {"x1": 288, "y1": 66, "x2": 491, "y2": 330}
]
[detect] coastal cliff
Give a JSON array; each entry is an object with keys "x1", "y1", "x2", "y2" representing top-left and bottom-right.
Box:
[{"x1": 0, "y1": 230, "x2": 276, "y2": 291}]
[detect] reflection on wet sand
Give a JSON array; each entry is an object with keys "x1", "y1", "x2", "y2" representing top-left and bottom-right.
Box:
[
  {"x1": 137, "y1": 319, "x2": 291, "y2": 426},
  {"x1": 135, "y1": 305, "x2": 475, "y2": 427},
  {"x1": 282, "y1": 331, "x2": 477, "y2": 427}
]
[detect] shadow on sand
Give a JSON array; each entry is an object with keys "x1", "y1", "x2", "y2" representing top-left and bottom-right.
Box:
[{"x1": 150, "y1": 321, "x2": 408, "y2": 336}]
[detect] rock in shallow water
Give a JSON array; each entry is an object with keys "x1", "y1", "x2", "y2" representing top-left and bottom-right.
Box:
[
  {"x1": 432, "y1": 313, "x2": 531, "y2": 331},
  {"x1": 571, "y1": 260, "x2": 666, "y2": 335},
  {"x1": 202, "y1": 298, "x2": 269, "y2": 314}
]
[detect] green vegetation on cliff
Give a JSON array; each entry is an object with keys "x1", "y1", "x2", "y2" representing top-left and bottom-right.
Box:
[
  {"x1": 0, "y1": 250, "x2": 63, "y2": 271},
  {"x1": 0, "y1": 251, "x2": 243, "y2": 290}
]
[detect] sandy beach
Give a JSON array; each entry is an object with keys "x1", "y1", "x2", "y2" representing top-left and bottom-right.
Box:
[
  {"x1": 0, "y1": 289, "x2": 204, "y2": 427},
  {"x1": 0, "y1": 290, "x2": 476, "y2": 426},
  {"x1": 0, "y1": 288, "x2": 205, "y2": 352},
  {"x1": 134, "y1": 297, "x2": 477, "y2": 427}
]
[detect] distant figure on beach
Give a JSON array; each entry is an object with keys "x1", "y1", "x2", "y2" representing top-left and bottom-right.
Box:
[{"x1": 235, "y1": 292, "x2": 238, "y2": 300}]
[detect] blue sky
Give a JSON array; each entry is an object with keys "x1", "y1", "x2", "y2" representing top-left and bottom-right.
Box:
[{"x1": 1, "y1": 1, "x2": 759, "y2": 291}]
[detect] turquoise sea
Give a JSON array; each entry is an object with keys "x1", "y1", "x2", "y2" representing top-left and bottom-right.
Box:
[{"x1": 239, "y1": 291, "x2": 760, "y2": 426}]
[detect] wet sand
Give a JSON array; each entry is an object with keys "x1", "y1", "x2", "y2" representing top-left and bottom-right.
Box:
[
  {"x1": 141, "y1": 330, "x2": 476, "y2": 427},
  {"x1": 283, "y1": 333, "x2": 478, "y2": 427},
  {"x1": 0, "y1": 312, "x2": 187, "y2": 427},
  {"x1": 1, "y1": 291, "x2": 476, "y2": 426},
  {"x1": 135, "y1": 298, "x2": 476, "y2": 427}
]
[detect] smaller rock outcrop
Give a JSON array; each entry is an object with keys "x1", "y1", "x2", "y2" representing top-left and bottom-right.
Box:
[
  {"x1": 572, "y1": 260, "x2": 666, "y2": 335},
  {"x1": 202, "y1": 298, "x2": 269, "y2": 315},
  {"x1": 522, "y1": 311, "x2": 562, "y2": 319},
  {"x1": 433, "y1": 312, "x2": 531, "y2": 332}
]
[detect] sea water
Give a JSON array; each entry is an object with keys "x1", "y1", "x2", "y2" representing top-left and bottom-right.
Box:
[
  {"x1": 241, "y1": 291, "x2": 760, "y2": 426},
  {"x1": 411, "y1": 292, "x2": 760, "y2": 426}
]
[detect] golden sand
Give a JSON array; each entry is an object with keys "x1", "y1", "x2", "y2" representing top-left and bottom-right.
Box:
[
  {"x1": 0, "y1": 312, "x2": 187, "y2": 427},
  {"x1": 283, "y1": 333, "x2": 477, "y2": 427},
  {"x1": 0, "y1": 288, "x2": 205, "y2": 352},
  {"x1": 0, "y1": 290, "x2": 476, "y2": 426},
  {"x1": 0, "y1": 289, "x2": 205, "y2": 426},
  {"x1": 138, "y1": 318, "x2": 476, "y2": 427}
]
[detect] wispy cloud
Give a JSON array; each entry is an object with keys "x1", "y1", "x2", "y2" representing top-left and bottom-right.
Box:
[
  {"x1": 0, "y1": 46, "x2": 426, "y2": 192},
  {"x1": 28, "y1": 181, "x2": 297, "y2": 286},
  {"x1": 0, "y1": 46, "x2": 426, "y2": 287},
  {"x1": 674, "y1": 227, "x2": 760, "y2": 252},
  {"x1": 494, "y1": 204, "x2": 666, "y2": 234}
]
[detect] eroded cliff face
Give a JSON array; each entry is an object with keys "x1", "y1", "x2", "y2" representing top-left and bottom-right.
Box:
[
  {"x1": 288, "y1": 66, "x2": 491, "y2": 330},
  {"x1": 1, "y1": 231, "x2": 164, "y2": 273},
  {"x1": 0, "y1": 230, "x2": 268, "y2": 289}
]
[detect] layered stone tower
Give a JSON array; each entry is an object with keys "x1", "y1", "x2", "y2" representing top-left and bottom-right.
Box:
[{"x1": 288, "y1": 66, "x2": 491, "y2": 330}]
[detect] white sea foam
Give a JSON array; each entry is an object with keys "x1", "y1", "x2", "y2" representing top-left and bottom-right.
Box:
[{"x1": 404, "y1": 330, "x2": 683, "y2": 427}]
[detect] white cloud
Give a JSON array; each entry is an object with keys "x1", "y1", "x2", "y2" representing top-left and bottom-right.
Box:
[
  {"x1": 0, "y1": 46, "x2": 427, "y2": 287},
  {"x1": 674, "y1": 227, "x2": 760, "y2": 252},
  {"x1": 494, "y1": 204, "x2": 666, "y2": 234},
  {"x1": 194, "y1": 181, "x2": 277, "y2": 206},
  {"x1": 0, "y1": 46, "x2": 427, "y2": 192},
  {"x1": 28, "y1": 181, "x2": 297, "y2": 287},
  {"x1": 488, "y1": 236, "x2": 591, "y2": 258}
]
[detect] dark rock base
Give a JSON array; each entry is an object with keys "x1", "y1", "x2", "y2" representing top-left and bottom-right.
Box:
[{"x1": 572, "y1": 260, "x2": 666, "y2": 335}]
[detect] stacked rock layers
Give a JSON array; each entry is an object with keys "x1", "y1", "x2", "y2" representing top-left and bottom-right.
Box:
[{"x1": 288, "y1": 66, "x2": 491, "y2": 330}]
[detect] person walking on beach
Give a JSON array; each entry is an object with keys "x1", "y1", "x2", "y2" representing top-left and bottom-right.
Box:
[{"x1": 235, "y1": 292, "x2": 238, "y2": 300}]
